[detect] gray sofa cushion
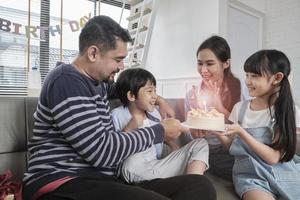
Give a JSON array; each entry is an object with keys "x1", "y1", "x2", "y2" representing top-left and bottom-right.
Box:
[
  {"x1": 0, "y1": 97, "x2": 26, "y2": 153},
  {"x1": 25, "y1": 97, "x2": 39, "y2": 140},
  {"x1": 0, "y1": 152, "x2": 27, "y2": 180}
]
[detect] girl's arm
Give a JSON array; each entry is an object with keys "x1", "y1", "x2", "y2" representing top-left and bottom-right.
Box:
[{"x1": 226, "y1": 124, "x2": 281, "y2": 165}]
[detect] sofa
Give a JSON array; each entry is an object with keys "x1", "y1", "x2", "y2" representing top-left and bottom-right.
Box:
[{"x1": 1, "y1": 96, "x2": 299, "y2": 199}]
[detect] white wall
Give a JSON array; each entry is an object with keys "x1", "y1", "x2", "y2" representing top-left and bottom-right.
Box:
[
  {"x1": 264, "y1": 0, "x2": 300, "y2": 106},
  {"x1": 226, "y1": 0, "x2": 264, "y2": 94},
  {"x1": 146, "y1": 0, "x2": 300, "y2": 105},
  {"x1": 235, "y1": 0, "x2": 266, "y2": 13},
  {"x1": 145, "y1": 0, "x2": 220, "y2": 97}
]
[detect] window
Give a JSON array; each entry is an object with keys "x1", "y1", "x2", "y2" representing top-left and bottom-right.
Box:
[{"x1": 0, "y1": 0, "x2": 130, "y2": 96}]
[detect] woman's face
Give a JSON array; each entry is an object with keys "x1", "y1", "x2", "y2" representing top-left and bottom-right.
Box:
[{"x1": 197, "y1": 49, "x2": 229, "y2": 84}]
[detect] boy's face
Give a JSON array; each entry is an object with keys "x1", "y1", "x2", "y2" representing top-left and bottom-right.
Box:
[{"x1": 134, "y1": 80, "x2": 157, "y2": 112}]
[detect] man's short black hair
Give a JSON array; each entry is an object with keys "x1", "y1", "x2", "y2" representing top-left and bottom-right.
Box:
[
  {"x1": 116, "y1": 68, "x2": 156, "y2": 106},
  {"x1": 79, "y1": 15, "x2": 132, "y2": 54}
]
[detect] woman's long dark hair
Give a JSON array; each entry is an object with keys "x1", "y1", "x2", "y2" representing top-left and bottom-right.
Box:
[
  {"x1": 244, "y1": 49, "x2": 296, "y2": 162},
  {"x1": 197, "y1": 35, "x2": 241, "y2": 111}
]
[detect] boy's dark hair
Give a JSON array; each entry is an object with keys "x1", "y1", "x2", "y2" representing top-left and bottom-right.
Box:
[
  {"x1": 244, "y1": 49, "x2": 296, "y2": 162},
  {"x1": 197, "y1": 35, "x2": 241, "y2": 112},
  {"x1": 116, "y1": 68, "x2": 156, "y2": 106},
  {"x1": 79, "y1": 15, "x2": 132, "y2": 54}
]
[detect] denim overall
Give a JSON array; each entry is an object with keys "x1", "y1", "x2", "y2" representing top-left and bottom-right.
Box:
[{"x1": 229, "y1": 100, "x2": 300, "y2": 200}]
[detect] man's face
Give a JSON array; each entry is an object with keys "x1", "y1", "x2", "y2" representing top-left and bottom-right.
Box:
[{"x1": 91, "y1": 39, "x2": 127, "y2": 82}]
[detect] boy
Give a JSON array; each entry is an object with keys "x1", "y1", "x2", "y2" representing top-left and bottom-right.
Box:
[{"x1": 112, "y1": 68, "x2": 209, "y2": 183}]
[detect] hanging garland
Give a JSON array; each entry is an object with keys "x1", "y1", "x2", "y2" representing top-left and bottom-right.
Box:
[{"x1": 0, "y1": 13, "x2": 91, "y2": 40}]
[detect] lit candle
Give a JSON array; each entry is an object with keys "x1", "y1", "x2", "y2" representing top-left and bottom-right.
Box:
[{"x1": 203, "y1": 100, "x2": 207, "y2": 112}]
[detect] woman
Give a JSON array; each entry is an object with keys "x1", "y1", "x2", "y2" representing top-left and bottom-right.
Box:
[{"x1": 185, "y1": 35, "x2": 242, "y2": 181}]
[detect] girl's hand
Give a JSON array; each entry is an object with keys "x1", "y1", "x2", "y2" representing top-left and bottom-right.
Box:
[{"x1": 224, "y1": 123, "x2": 244, "y2": 136}]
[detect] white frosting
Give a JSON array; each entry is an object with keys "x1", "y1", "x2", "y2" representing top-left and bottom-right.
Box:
[{"x1": 185, "y1": 108, "x2": 225, "y2": 131}]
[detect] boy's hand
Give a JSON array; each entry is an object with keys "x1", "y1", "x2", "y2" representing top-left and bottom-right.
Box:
[
  {"x1": 156, "y1": 96, "x2": 175, "y2": 119},
  {"x1": 161, "y1": 118, "x2": 188, "y2": 142}
]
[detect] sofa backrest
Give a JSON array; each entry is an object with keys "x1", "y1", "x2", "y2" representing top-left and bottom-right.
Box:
[{"x1": 0, "y1": 97, "x2": 38, "y2": 180}]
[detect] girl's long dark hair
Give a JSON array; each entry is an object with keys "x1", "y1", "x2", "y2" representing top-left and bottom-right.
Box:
[
  {"x1": 244, "y1": 49, "x2": 296, "y2": 162},
  {"x1": 197, "y1": 35, "x2": 241, "y2": 111}
]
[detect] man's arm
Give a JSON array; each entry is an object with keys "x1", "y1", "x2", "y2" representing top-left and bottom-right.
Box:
[{"x1": 47, "y1": 76, "x2": 163, "y2": 168}]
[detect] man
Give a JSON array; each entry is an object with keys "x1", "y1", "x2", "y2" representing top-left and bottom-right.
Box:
[{"x1": 23, "y1": 15, "x2": 216, "y2": 200}]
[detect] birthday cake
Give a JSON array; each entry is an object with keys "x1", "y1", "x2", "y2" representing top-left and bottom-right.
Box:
[{"x1": 184, "y1": 108, "x2": 225, "y2": 131}]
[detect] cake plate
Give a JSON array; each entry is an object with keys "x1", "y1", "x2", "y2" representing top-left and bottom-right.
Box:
[{"x1": 181, "y1": 121, "x2": 228, "y2": 132}]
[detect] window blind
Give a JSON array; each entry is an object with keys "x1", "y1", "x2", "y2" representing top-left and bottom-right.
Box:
[
  {"x1": 0, "y1": 0, "x2": 129, "y2": 96},
  {"x1": 0, "y1": 5, "x2": 29, "y2": 96}
]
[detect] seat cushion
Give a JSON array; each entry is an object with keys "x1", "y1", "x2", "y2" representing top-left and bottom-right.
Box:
[{"x1": 205, "y1": 173, "x2": 239, "y2": 200}]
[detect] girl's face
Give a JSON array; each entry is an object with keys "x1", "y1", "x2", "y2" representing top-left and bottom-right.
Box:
[
  {"x1": 197, "y1": 49, "x2": 229, "y2": 84},
  {"x1": 245, "y1": 72, "x2": 277, "y2": 98},
  {"x1": 134, "y1": 81, "x2": 157, "y2": 112}
]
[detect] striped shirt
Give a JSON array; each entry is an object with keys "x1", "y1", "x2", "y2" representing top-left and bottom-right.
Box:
[{"x1": 23, "y1": 64, "x2": 164, "y2": 199}]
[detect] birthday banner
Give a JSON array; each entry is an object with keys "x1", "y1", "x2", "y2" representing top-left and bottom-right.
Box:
[{"x1": 0, "y1": 13, "x2": 91, "y2": 40}]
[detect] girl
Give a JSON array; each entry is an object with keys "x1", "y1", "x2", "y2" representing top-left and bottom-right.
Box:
[
  {"x1": 185, "y1": 35, "x2": 244, "y2": 181},
  {"x1": 219, "y1": 49, "x2": 300, "y2": 200}
]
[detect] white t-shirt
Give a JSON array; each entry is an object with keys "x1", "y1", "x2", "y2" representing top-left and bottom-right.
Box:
[{"x1": 229, "y1": 101, "x2": 300, "y2": 128}]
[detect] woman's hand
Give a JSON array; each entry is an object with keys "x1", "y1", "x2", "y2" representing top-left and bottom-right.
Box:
[{"x1": 204, "y1": 80, "x2": 230, "y2": 118}]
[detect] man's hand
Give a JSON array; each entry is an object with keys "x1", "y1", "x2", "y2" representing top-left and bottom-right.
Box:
[
  {"x1": 156, "y1": 96, "x2": 175, "y2": 119},
  {"x1": 161, "y1": 118, "x2": 189, "y2": 142}
]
